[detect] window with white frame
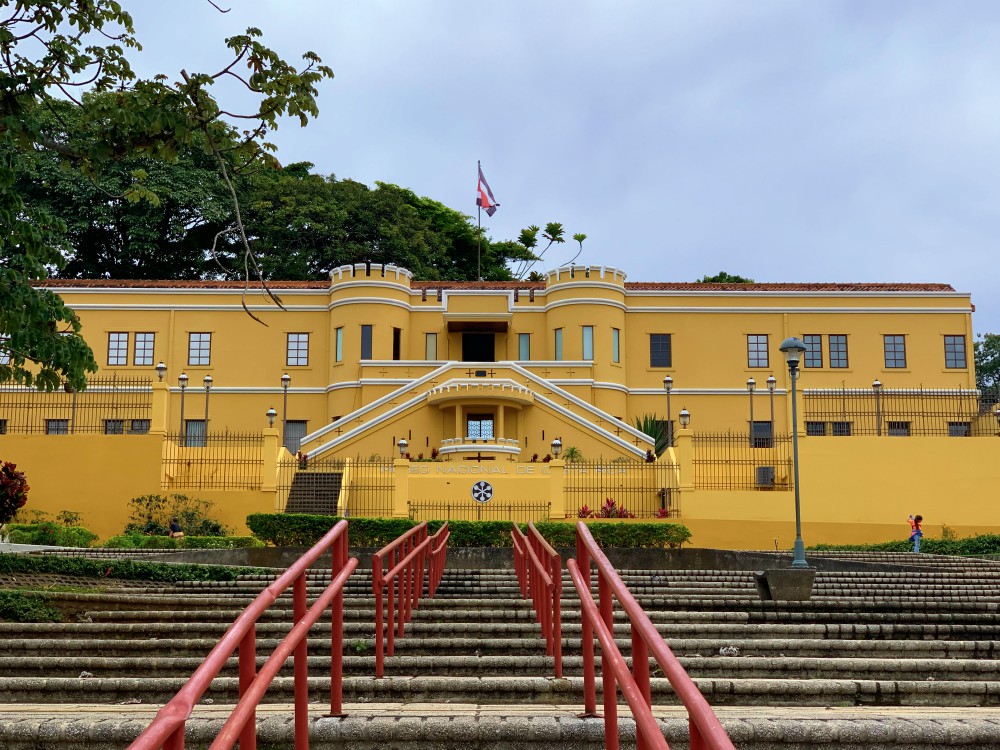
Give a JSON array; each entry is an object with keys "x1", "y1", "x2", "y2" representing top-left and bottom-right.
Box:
[
  {"x1": 612, "y1": 328, "x2": 620, "y2": 364},
  {"x1": 582, "y1": 326, "x2": 594, "y2": 361},
  {"x1": 188, "y1": 333, "x2": 212, "y2": 366},
  {"x1": 286, "y1": 333, "x2": 309, "y2": 366},
  {"x1": 747, "y1": 334, "x2": 768, "y2": 368},
  {"x1": 335, "y1": 327, "x2": 343, "y2": 363},
  {"x1": 108, "y1": 332, "x2": 129, "y2": 366},
  {"x1": 133, "y1": 333, "x2": 155, "y2": 366},
  {"x1": 554, "y1": 328, "x2": 563, "y2": 361}
]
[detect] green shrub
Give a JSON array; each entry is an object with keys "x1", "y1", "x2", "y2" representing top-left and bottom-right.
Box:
[
  {"x1": 247, "y1": 513, "x2": 691, "y2": 550},
  {"x1": 0, "y1": 591, "x2": 61, "y2": 623},
  {"x1": 809, "y1": 534, "x2": 1000, "y2": 557},
  {"x1": 5, "y1": 522, "x2": 98, "y2": 548},
  {"x1": 124, "y1": 493, "x2": 228, "y2": 537},
  {"x1": 103, "y1": 532, "x2": 265, "y2": 550},
  {"x1": 0, "y1": 554, "x2": 267, "y2": 582}
]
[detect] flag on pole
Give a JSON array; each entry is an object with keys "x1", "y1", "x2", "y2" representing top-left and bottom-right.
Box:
[{"x1": 477, "y1": 162, "x2": 498, "y2": 217}]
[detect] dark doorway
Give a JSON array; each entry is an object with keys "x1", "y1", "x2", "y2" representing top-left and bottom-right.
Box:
[{"x1": 462, "y1": 333, "x2": 495, "y2": 362}]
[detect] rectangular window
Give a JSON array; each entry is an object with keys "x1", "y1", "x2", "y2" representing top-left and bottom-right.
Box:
[
  {"x1": 751, "y1": 420, "x2": 774, "y2": 448},
  {"x1": 425, "y1": 333, "x2": 438, "y2": 360},
  {"x1": 883, "y1": 335, "x2": 906, "y2": 369},
  {"x1": 554, "y1": 329, "x2": 563, "y2": 361},
  {"x1": 803, "y1": 334, "x2": 823, "y2": 368},
  {"x1": 0, "y1": 419, "x2": 6, "y2": 435},
  {"x1": 360, "y1": 325, "x2": 373, "y2": 360},
  {"x1": 46, "y1": 419, "x2": 68, "y2": 435},
  {"x1": 944, "y1": 335, "x2": 967, "y2": 369},
  {"x1": 466, "y1": 414, "x2": 495, "y2": 440},
  {"x1": 887, "y1": 421, "x2": 911, "y2": 437},
  {"x1": 650, "y1": 334, "x2": 672, "y2": 368},
  {"x1": 286, "y1": 333, "x2": 309, "y2": 367},
  {"x1": 0, "y1": 334, "x2": 9, "y2": 365},
  {"x1": 392, "y1": 327, "x2": 401, "y2": 361},
  {"x1": 829, "y1": 335, "x2": 849, "y2": 368},
  {"x1": 129, "y1": 419, "x2": 151, "y2": 435},
  {"x1": 188, "y1": 332, "x2": 212, "y2": 366},
  {"x1": 831, "y1": 421, "x2": 852, "y2": 437},
  {"x1": 948, "y1": 421, "x2": 971, "y2": 437},
  {"x1": 133, "y1": 333, "x2": 154, "y2": 366},
  {"x1": 104, "y1": 419, "x2": 125, "y2": 435},
  {"x1": 184, "y1": 419, "x2": 206, "y2": 447},
  {"x1": 518, "y1": 333, "x2": 530, "y2": 361},
  {"x1": 747, "y1": 334, "x2": 769, "y2": 368},
  {"x1": 335, "y1": 327, "x2": 343, "y2": 363},
  {"x1": 283, "y1": 420, "x2": 308, "y2": 452},
  {"x1": 108, "y1": 332, "x2": 129, "y2": 366},
  {"x1": 582, "y1": 326, "x2": 594, "y2": 361},
  {"x1": 612, "y1": 328, "x2": 620, "y2": 364},
  {"x1": 806, "y1": 421, "x2": 827, "y2": 437}
]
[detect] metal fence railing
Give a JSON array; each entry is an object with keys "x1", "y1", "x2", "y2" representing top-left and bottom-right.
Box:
[
  {"x1": 0, "y1": 377, "x2": 152, "y2": 435},
  {"x1": 278, "y1": 456, "x2": 395, "y2": 516},
  {"x1": 563, "y1": 461, "x2": 681, "y2": 518},
  {"x1": 162, "y1": 432, "x2": 264, "y2": 491},
  {"x1": 692, "y1": 433, "x2": 794, "y2": 491},
  {"x1": 409, "y1": 501, "x2": 551, "y2": 523},
  {"x1": 803, "y1": 387, "x2": 1000, "y2": 437}
]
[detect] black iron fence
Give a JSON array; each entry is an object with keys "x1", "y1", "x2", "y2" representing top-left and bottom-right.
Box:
[
  {"x1": 278, "y1": 456, "x2": 395, "y2": 517},
  {"x1": 802, "y1": 387, "x2": 1000, "y2": 437},
  {"x1": 0, "y1": 377, "x2": 152, "y2": 435},
  {"x1": 162, "y1": 432, "x2": 263, "y2": 491},
  {"x1": 563, "y1": 461, "x2": 681, "y2": 518},
  {"x1": 692, "y1": 433, "x2": 794, "y2": 491},
  {"x1": 409, "y1": 500, "x2": 551, "y2": 523}
]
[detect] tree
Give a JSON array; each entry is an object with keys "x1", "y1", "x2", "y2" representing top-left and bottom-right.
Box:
[
  {"x1": 511, "y1": 223, "x2": 587, "y2": 280},
  {"x1": 0, "y1": 1, "x2": 333, "y2": 390},
  {"x1": 696, "y1": 271, "x2": 755, "y2": 283},
  {"x1": 0, "y1": 462, "x2": 29, "y2": 529},
  {"x1": 974, "y1": 333, "x2": 1000, "y2": 390}
]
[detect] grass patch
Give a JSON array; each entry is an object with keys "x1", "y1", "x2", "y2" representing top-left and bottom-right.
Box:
[
  {"x1": 0, "y1": 554, "x2": 269, "y2": 583},
  {"x1": 0, "y1": 591, "x2": 62, "y2": 622}
]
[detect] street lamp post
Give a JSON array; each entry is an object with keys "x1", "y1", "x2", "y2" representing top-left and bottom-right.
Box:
[
  {"x1": 156, "y1": 362, "x2": 167, "y2": 382},
  {"x1": 767, "y1": 375, "x2": 776, "y2": 427},
  {"x1": 678, "y1": 408, "x2": 690, "y2": 429},
  {"x1": 779, "y1": 337, "x2": 809, "y2": 570},
  {"x1": 203, "y1": 375, "x2": 213, "y2": 440},
  {"x1": 178, "y1": 373, "x2": 188, "y2": 446},
  {"x1": 397, "y1": 438, "x2": 408, "y2": 458},
  {"x1": 281, "y1": 373, "x2": 291, "y2": 446},
  {"x1": 551, "y1": 437, "x2": 562, "y2": 459},
  {"x1": 663, "y1": 376, "x2": 673, "y2": 447},
  {"x1": 747, "y1": 378, "x2": 756, "y2": 444},
  {"x1": 266, "y1": 408, "x2": 277, "y2": 428},
  {"x1": 873, "y1": 379, "x2": 883, "y2": 436}
]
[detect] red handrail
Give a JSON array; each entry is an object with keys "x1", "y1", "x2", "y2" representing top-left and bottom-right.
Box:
[
  {"x1": 129, "y1": 519, "x2": 359, "y2": 750},
  {"x1": 571, "y1": 521, "x2": 736, "y2": 750},
  {"x1": 511, "y1": 522, "x2": 562, "y2": 677},
  {"x1": 372, "y1": 521, "x2": 449, "y2": 677}
]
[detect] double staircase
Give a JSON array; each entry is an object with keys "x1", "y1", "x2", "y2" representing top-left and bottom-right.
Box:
[{"x1": 1, "y1": 551, "x2": 1000, "y2": 747}]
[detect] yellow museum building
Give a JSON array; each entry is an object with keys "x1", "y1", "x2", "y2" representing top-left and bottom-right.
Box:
[{"x1": 2, "y1": 262, "x2": 998, "y2": 548}]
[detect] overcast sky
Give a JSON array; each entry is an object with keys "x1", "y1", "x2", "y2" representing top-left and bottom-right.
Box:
[{"x1": 129, "y1": 1, "x2": 1000, "y2": 334}]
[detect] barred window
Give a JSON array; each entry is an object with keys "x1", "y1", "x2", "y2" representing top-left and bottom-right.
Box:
[
  {"x1": 883, "y1": 335, "x2": 906, "y2": 368},
  {"x1": 188, "y1": 333, "x2": 212, "y2": 366},
  {"x1": 829, "y1": 335, "x2": 849, "y2": 368},
  {"x1": 0, "y1": 419, "x2": 7, "y2": 434},
  {"x1": 944, "y1": 335, "x2": 967, "y2": 369},
  {"x1": 650, "y1": 334, "x2": 672, "y2": 368},
  {"x1": 948, "y1": 421, "x2": 971, "y2": 437},
  {"x1": 751, "y1": 420, "x2": 774, "y2": 448},
  {"x1": 129, "y1": 419, "x2": 151, "y2": 435},
  {"x1": 466, "y1": 414, "x2": 494, "y2": 440},
  {"x1": 286, "y1": 333, "x2": 309, "y2": 366},
  {"x1": 806, "y1": 421, "x2": 827, "y2": 436},
  {"x1": 887, "y1": 421, "x2": 911, "y2": 436},
  {"x1": 803, "y1": 334, "x2": 823, "y2": 368},
  {"x1": 104, "y1": 419, "x2": 125, "y2": 435},
  {"x1": 108, "y1": 332, "x2": 129, "y2": 366},
  {"x1": 133, "y1": 333, "x2": 155, "y2": 366},
  {"x1": 831, "y1": 421, "x2": 852, "y2": 437},
  {"x1": 46, "y1": 419, "x2": 68, "y2": 435},
  {"x1": 747, "y1": 334, "x2": 768, "y2": 368}
]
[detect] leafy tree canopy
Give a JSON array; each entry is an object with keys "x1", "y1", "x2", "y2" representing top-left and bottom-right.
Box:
[
  {"x1": 696, "y1": 271, "x2": 755, "y2": 283},
  {"x1": 974, "y1": 333, "x2": 1000, "y2": 390},
  {"x1": 0, "y1": 0, "x2": 333, "y2": 390}
]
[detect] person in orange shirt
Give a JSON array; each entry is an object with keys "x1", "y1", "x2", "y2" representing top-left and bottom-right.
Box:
[{"x1": 907, "y1": 514, "x2": 923, "y2": 553}]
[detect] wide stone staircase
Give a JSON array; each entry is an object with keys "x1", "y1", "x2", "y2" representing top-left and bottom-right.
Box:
[{"x1": 2, "y1": 552, "x2": 1000, "y2": 747}]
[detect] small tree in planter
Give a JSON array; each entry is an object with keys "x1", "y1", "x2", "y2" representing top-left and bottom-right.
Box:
[{"x1": 0, "y1": 462, "x2": 30, "y2": 537}]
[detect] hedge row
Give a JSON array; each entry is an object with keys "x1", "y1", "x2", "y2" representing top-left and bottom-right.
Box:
[
  {"x1": 0, "y1": 555, "x2": 267, "y2": 582},
  {"x1": 103, "y1": 533, "x2": 264, "y2": 550},
  {"x1": 0, "y1": 591, "x2": 62, "y2": 623},
  {"x1": 246, "y1": 514, "x2": 691, "y2": 549},
  {"x1": 4, "y1": 523, "x2": 99, "y2": 548},
  {"x1": 811, "y1": 534, "x2": 1000, "y2": 556}
]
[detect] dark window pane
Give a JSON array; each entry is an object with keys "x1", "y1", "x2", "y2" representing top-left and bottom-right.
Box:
[
  {"x1": 948, "y1": 422, "x2": 971, "y2": 437},
  {"x1": 361, "y1": 325, "x2": 373, "y2": 360},
  {"x1": 829, "y1": 335, "x2": 849, "y2": 368},
  {"x1": 803, "y1": 335, "x2": 823, "y2": 368},
  {"x1": 806, "y1": 421, "x2": 826, "y2": 436},
  {"x1": 831, "y1": 422, "x2": 852, "y2": 436},
  {"x1": 887, "y1": 421, "x2": 910, "y2": 437},
  {"x1": 944, "y1": 336, "x2": 967, "y2": 369},
  {"x1": 751, "y1": 420, "x2": 774, "y2": 448},
  {"x1": 104, "y1": 419, "x2": 124, "y2": 435},
  {"x1": 884, "y1": 335, "x2": 906, "y2": 368},
  {"x1": 650, "y1": 334, "x2": 672, "y2": 367},
  {"x1": 747, "y1": 335, "x2": 768, "y2": 368}
]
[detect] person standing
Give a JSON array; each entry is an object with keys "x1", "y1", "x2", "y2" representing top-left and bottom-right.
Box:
[{"x1": 907, "y1": 514, "x2": 923, "y2": 553}]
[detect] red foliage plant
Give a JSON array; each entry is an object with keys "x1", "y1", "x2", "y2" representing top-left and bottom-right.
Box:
[{"x1": 0, "y1": 461, "x2": 29, "y2": 525}]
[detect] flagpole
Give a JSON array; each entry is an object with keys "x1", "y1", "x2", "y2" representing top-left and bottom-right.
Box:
[{"x1": 477, "y1": 160, "x2": 482, "y2": 281}]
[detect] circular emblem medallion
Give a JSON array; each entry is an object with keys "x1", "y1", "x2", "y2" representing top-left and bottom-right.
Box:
[{"x1": 471, "y1": 480, "x2": 494, "y2": 504}]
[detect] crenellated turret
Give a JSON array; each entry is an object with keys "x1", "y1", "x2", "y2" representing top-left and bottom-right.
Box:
[
  {"x1": 330, "y1": 263, "x2": 413, "y2": 286},
  {"x1": 545, "y1": 265, "x2": 626, "y2": 288}
]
